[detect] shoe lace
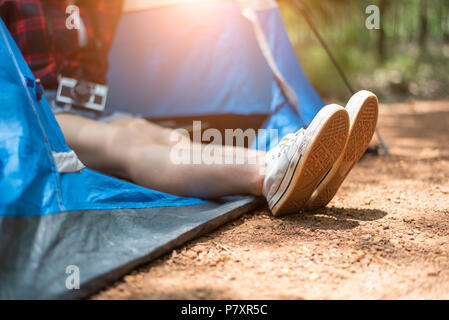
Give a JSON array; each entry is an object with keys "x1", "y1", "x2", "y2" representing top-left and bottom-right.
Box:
[{"x1": 276, "y1": 129, "x2": 305, "y2": 156}]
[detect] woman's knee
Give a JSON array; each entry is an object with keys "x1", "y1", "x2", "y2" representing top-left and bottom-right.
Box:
[{"x1": 111, "y1": 118, "x2": 180, "y2": 147}]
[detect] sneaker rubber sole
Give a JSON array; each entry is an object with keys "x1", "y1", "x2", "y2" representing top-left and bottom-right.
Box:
[
  {"x1": 305, "y1": 91, "x2": 379, "y2": 210},
  {"x1": 270, "y1": 104, "x2": 349, "y2": 217}
]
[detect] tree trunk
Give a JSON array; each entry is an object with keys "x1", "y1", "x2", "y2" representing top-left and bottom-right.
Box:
[
  {"x1": 444, "y1": 0, "x2": 449, "y2": 43},
  {"x1": 377, "y1": 0, "x2": 387, "y2": 60},
  {"x1": 418, "y1": 0, "x2": 428, "y2": 51}
]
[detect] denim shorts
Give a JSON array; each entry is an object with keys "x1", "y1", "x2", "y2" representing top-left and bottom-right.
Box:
[{"x1": 45, "y1": 90, "x2": 140, "y2": 123}]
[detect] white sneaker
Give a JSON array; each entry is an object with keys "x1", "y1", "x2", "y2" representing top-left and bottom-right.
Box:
[
  {"x1": 305, "y1": 90, "x2": 379, "y2": 210},
  {"x1": 263, "y1": 104, "x2": 349, "y2": 216}
]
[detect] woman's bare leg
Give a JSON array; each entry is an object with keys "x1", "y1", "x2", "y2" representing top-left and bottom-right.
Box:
[
  {"x1": 56, "y1": 114, "x2": 265, "y2": 199},
  {"x1": 108, "y1": 117, "x2": 263, "y2": 160}
]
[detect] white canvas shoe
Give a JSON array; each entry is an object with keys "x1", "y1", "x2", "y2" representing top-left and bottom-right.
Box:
[
  {"x1": 263, "y1": 104, "x2": 349, "y2": 216},
  {"x1": 305, "y1": 90, "x2": 379, "y2": 210}
]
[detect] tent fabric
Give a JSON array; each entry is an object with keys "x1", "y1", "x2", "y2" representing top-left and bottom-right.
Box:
[
  {"x1": 107, "y1": 1, "x2": 324, "y2": 126},
  {"x1": 242, "y1": 6, "x2": 300, "y2": 115},
  {"x1": 0, "y1": 17, "x2": 205, "y2": 217},
  {"x1": 1, "y1": 198, "x2": 257, "y2": 299},
  {"x1": 0, "y1": 18, "x2": 257, "y2": 299}
]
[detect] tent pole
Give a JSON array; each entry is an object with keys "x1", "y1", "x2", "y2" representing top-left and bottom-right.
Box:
[
  {"x1": 293, "y1": 0, "x2": 354, "y2": 95},
  {"x1": 292, "y1": 0, "x2": 389, "y2": 156}
]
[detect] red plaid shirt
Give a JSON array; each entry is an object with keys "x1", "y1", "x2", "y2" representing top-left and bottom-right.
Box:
[{"x1": 0, "y1": 0, "x2": 123, "y2": 89}]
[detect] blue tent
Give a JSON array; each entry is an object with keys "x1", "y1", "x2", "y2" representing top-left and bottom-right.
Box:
[
  {"x1": 0, "y1": 0, "x2": 324, "y2": 299},
  {"x1": 107, "y1": 0, "x2": 324, "y2": 150}
]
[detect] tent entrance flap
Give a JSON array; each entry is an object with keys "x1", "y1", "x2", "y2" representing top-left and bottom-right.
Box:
[{"x1": 241, "y1": 5, "x2": 300, "y2": 116}]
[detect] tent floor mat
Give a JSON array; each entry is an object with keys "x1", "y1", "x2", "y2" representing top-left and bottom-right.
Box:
[{"x1": 0, "y1": 196, "x2": 263, "y2": 299}]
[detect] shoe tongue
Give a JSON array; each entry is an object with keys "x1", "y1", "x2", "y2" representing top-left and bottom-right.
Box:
[
  {"x1": 278, "y1": 129, "x2": 304, "y2": 160},
  {"x1": 280, "y1": 129, "x2": 304, "y2": 148}
]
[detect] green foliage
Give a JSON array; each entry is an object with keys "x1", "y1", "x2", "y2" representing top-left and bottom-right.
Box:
[{"x1": 279, "y1": 0, "x2": 449, "y2": 102}]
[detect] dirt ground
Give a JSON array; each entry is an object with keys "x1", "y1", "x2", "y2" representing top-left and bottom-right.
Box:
[{"x1": 93, "y1": 99, "x2": 449, "y2": 300}]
